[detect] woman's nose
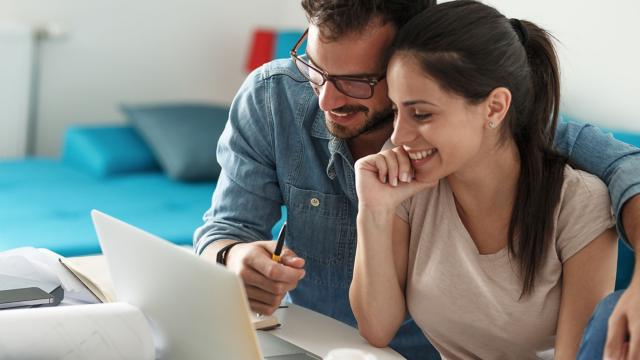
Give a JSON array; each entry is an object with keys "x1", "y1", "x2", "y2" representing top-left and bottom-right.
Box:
[{"x1": 390, "y1": 112, "x2": 416, "y2": 146}]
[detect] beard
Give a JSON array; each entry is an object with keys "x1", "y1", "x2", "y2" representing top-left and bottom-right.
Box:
[{"x1": 325, "y1": 105, "x2": 394, "y2": 140}]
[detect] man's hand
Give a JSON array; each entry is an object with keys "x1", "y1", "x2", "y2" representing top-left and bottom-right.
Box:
[
  {"x1": 226, "y1": 241, "x2": 305, "y2": 315},
  {"x1": 605, "y1": 195, "x2": 640, "y2": 359},
  {"x1": 605, "y1": 281, "x2": 637, "y2": 359}
]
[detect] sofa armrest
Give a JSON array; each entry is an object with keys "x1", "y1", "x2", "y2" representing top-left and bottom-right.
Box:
[{"x1": 62, "y1": 125, "x2": 160, "y2": 177}]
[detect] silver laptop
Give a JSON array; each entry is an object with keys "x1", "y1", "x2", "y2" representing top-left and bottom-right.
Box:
[{"x1": 91, "y1": 210, "x2": 321, "y2": 360}]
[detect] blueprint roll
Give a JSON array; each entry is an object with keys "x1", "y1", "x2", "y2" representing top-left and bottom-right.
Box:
[{"x1": 0, "y1": 302, "x2": 154, "y2": 360}]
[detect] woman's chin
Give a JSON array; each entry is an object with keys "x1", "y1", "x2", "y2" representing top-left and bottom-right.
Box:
[{"x1": 413, "y1": 171, "x2": 442, "y2": 185}]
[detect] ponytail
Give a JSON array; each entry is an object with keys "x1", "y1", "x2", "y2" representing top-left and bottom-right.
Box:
[
  {"x1": 507, "y1": 20, "x2": 565, "y2": 297},
  {"x1": 521, "y1": 20, "x2": 561, "y2": 143}
]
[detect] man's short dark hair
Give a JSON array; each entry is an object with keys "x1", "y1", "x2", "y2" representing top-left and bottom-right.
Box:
[{"x1": 301, "y1": 0, "x2": 436, "y2": 40}]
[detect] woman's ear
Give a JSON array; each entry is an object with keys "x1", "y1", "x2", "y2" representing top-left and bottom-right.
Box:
[{"x1": 484, "y1": 87, "x2": 511, "y2": 129}]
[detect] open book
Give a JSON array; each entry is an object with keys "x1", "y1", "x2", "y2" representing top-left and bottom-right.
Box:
[{"x1": 58, "y1": 256, "x2": 280, "y2": 330}]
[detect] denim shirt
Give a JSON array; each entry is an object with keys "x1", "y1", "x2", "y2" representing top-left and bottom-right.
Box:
[{"x1": 194, "y1": 59, "x2": 640, "y2": 359}]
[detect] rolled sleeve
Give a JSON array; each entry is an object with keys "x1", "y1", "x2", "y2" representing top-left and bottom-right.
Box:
[
  {"x1": 194, "y1": 68, "x2": 284, "y2": 254},
  {"x1": 555, "y1": 118, "x2": 640, "y2": 245}
]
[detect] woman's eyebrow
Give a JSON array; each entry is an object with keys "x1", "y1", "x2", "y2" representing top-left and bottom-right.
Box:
[{"x1": 403, "y1": 100, "x2": 439, "y2": 108}]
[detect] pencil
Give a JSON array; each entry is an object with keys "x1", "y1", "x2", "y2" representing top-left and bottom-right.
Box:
[{"x1": 272, "y1": 222, "x2": 287, "y2": 263}]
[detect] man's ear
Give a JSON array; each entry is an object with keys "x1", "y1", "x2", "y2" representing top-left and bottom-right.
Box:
[{"x1": 484, "y1": 87, "x2": 511, "y2": 129}]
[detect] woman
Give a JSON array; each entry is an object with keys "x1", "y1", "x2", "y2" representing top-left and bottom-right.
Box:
[{"x1": 350, "y1": 1, "x2": 618, "y2": 359}]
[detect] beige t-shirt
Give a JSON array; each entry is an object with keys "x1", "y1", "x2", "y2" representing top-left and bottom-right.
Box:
[{"x1": 396, "y1": 166, "x2": 615, "y2": 360}]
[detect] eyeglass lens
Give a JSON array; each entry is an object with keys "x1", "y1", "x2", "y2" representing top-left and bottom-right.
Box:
[{"x1": 294, "y1": 58, "x2": 373, "y2": 99}]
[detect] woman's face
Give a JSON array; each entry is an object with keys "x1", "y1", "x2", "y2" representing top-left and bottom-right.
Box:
[{"x1": 387, "y1": 54, "x2": 490, "y2": 183}]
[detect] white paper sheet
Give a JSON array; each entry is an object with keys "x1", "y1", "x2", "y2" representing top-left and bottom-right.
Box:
[
  {"x1": 0, "y1": 302, "x2": 154, "y2": 359},
  {"x1": 0, "y1": 247, "x2": 99, "y2": 304}
]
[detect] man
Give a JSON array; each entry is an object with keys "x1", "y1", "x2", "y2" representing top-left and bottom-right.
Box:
[{"x1": 195, "y1": 1, "x2": 640, "y2": 359}]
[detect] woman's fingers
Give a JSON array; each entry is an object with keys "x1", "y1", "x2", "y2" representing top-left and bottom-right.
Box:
[
  {"x1": 393, "y1": 147, "x2": 413, "y2": 184},
  {"x1": 372, "y1": 154, "x2": 390, "y2": 184},
  {"x1": 381, "y1": 151, "x2": 400, "y2": 186},
  {"x1": 356, "y1": 147, "x2": 417, "y2": 187}
]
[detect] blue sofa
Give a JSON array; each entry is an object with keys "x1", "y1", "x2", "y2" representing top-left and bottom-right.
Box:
[
  {"x1": 0, "y1": 156, "x2": 215, "y2": 256},
  {"x1": 0, "y1": 104, "x2": 286, "y2": 257}
]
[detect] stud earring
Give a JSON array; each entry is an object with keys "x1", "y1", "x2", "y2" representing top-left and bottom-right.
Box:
[{"x1": 488, "y1": 121, "x2": 496, "y2": 129}]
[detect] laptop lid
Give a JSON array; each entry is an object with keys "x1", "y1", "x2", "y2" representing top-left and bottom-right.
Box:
[{"x1": 92, "y1": 210, "x2": 263, "y2": 360}]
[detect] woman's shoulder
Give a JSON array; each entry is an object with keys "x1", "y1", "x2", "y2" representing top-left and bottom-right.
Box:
[
  {"x1": 554, "y1": 166, "x2": 614, "y2": 262},
  {"x1": 560, "y1": 165, "x2": 609, "y2": 200}
]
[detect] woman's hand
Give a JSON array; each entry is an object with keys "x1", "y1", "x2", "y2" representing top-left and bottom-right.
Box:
[{"x1": 355, "y1": 146, "x2": 437, "y2": 210}]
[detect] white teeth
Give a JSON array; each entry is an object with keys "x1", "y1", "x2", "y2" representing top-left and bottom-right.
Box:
[
  {"x1": 407, "y1": 149, "x2": 437, "y2": 160},
  {"x1": 331, "y1": 111, "x2": 351, "y2": 117}
]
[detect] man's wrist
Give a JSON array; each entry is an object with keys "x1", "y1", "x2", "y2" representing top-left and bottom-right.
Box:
[
  {"x1": 201, "y1": 240, "x2": 242, "y2": 263},
  {"x1": 216, "y1": 241, "x2": 243, "y2": 265}
]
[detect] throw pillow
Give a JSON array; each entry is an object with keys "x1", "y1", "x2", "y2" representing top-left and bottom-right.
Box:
[
  {"x1": 62, "y1": 126, "x2": 160, "y2": 177},
  {"x1": 123, "y1": 103, "x2": 229, "y2": 181}
]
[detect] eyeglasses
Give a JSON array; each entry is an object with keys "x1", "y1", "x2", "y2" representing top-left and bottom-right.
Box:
[{"x1": 290, "y1": 29, "x2": 386, "y2": 100}]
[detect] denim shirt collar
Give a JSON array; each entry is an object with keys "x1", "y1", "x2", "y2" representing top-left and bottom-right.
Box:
[{"x1": 310, "y1": 111, "x2": 354, "y2": 181}]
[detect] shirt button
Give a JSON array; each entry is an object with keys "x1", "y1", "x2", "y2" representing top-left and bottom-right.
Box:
[{"x1": 310, "y1": 198, "x2": 320, "y2": 207}]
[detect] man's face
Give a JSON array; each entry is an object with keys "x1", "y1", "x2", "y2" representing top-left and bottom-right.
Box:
[{"x1": 305, "y1": 21, "x2": 396, "y2": 139}]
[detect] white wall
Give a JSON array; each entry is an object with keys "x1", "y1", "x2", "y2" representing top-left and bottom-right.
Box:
[
  {"x1": 282, "y1": 1, "x2": 640, "y2": 134},
  {"x1": 0, "y1": 23, "x2": 32, "y2": 157},
  {"x1": 450, "y1": 0, "x2": 640, "y2": 132},
  {"x1": 0, "y1": 0, "x2": 307, "y2": 156},
  {"x1": 0, "y1": 1, "x2": 638, "y2": 156}
]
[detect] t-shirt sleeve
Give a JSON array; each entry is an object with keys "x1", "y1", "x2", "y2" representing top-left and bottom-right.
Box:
[
  {"x1": 556, "y1": 167, "x2": 616, "y2": 262},
  {"x1": 395, "y1": 198, "x2": 411, "y2": 223}
]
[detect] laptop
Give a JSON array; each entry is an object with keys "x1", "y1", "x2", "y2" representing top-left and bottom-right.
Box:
[{"x1": 91, "y1": 210, "x2": 321, "y2": 360}]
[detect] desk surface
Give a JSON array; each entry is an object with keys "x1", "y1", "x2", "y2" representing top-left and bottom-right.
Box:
[{"x1": 70, "y1": 255, "x2": 404, "y2": 359}]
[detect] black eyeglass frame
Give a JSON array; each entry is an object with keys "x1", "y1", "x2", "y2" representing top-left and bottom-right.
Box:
[{"x1": 290, "y1": 29, "x2": 386, "y2": 100}]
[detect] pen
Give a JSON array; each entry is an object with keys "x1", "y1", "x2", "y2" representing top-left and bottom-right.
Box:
[{"x1": 271, "y1": 222, "x2": 287, "y2": 263}]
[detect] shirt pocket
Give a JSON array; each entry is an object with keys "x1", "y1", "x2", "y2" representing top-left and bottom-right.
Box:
[{"x1": 285, "y1": 184, "x2": 352, "y2": 267}]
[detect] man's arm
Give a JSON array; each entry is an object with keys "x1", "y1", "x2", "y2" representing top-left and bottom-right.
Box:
[
  {"x1": 554, "y1": 119, "x2": 640, "y2": 243},
  {"x1": 555, "y1": 118, "x2": 640, "y2": 359},
  {"x1": 193, "y1": 68, "x2": 304, "y2": 315},
  {"x1": 193, "y1": 69, "x2": 283, "y2": 254}
]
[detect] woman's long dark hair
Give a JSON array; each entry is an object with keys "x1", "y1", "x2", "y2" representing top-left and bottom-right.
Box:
[{"x1": 392, "y1": 0, "x2": 566, "y2": 297}]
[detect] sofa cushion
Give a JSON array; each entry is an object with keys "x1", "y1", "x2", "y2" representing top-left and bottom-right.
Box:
[
  {"x1": 62, "y1": 126, "x2": 160, "y2": 177},
  {"x1": 123, "y1": 103, "x2": 228, "y2": 181},
  {"x1": 0, "y1": 159, "x2": 217, "y2": 256},
  {"x1": 610, "y1": 131, "x2": 640, "y2": 148}
]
